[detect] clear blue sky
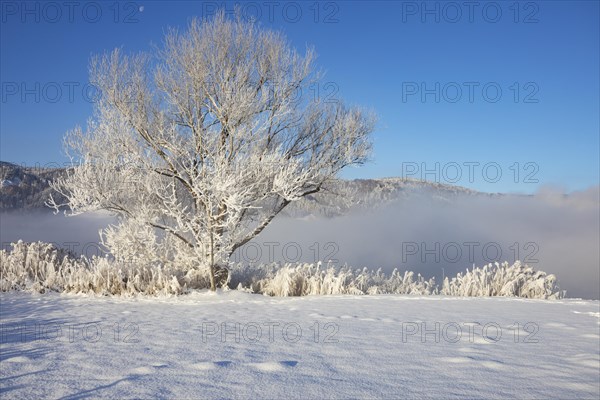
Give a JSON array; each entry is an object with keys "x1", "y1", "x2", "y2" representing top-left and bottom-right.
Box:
[{"x1": 1, "y1": 0, "x2": 598, "y2": 193}]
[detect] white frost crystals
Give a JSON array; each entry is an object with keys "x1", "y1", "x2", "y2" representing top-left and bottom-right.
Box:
[
  {"x1": 47, "y1": 12, "x2": 375, "y2": 291},
  {"x1": 441, "y1": 261, "x2": 563, "y2": 299},
  {"x1": 0, "y1": 241, "x2": 562, "y2": 299}
]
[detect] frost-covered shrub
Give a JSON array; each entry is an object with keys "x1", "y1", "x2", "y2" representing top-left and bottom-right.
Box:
[
  {"x1": 0, "y1": 241, "x2": 81, "y2": 292},
  {"x1": 0, "y1": 241, "x2": 211, "y2": 296},
  {"x1": 440, "y1": 261, "x2": 562, "y2": 299},
  {"x1": 229, "y1": 261, "x2": 561, "y2": 298},
  {"x1": 1, "y1": 241, "x2": 563, "y2": 299},
  {"x1": 229, "y1": 263, "x2": 438, "y2": 296}
]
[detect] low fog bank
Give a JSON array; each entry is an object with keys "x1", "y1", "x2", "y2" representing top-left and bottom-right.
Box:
[
  {"x1": 241, "y1": 186, "x2": 600, "y2": 300},
  {"x1": 0, "y1": 211, "x2": 115, "y2": 258},
  {"x1": 1, "y1": 186, "x2": 598, "y2": 299}
]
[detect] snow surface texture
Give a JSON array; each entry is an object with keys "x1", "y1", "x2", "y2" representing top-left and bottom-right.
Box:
[
  {"x1": 1, "y1": 241, "x2": 562, "y2": 299},
  {"x1": 0, "y1": 292, "x2": 598, "y2": 399}
]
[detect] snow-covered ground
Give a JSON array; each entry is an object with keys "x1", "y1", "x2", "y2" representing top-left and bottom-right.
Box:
[{"x1": 1, "y1": 292, "x2": 599, "y2": 399}]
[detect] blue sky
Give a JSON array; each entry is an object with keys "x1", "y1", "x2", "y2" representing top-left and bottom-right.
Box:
[{"x1": 1, "y1": 0, "x2": 598, "y2": 193}]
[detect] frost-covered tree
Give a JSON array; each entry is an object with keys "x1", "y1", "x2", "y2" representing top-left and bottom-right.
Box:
[{"x1": 49, "y1": 12, "x2": 375, "y2": 290}]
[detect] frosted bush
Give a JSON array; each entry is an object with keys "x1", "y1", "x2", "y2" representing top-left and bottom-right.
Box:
[
  {"x1": 0, "y1": 241, "x2": 206, "y2": 296},
  {"x1": 1, "y1": 241, "x2": 562, "y2": 299},
  {"x1": 228, "y1": 262, "x2": 559, "y2": 298},
  {"x1": 441, "y1": 261, "x2": 562, "y2": 299}
]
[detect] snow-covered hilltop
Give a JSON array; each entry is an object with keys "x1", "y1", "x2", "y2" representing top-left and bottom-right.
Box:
[
  {"x1": 0, "y1": 161, "x2": 492, "y2": 214},
  {"x1": 0, "y1": 162, "x2": 67, "y2": 210},
  {"x1": 285, "y1": 176, "x2": 496, "y2": 217}
]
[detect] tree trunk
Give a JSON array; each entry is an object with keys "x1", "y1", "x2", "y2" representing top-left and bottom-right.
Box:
[
  {"x1": 209, "y1": 227, "x2": 216, "y2": 291},
  {"x1": 208, "y1": 264, "x2": 216, "y2": 291}
]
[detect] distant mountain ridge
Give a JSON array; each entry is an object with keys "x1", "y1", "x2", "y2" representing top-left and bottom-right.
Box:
[
  {"x1": 0, "y1": 161, "x2": 493, "y2": 214},
  {"x1": 283, "y1": 177, "x2": 491, "y2": 217},
  {"x1": 0, "y1": 161, "x2": 67, "y2": 210}
]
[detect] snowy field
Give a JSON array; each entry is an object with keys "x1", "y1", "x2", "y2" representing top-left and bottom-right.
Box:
[{"x1": 1, "y1": 291, "x2": 598, "y2": 399}]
